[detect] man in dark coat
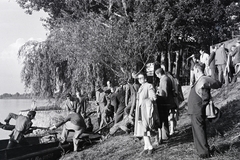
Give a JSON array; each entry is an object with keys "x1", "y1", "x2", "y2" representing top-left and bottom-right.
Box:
[
  {"x1": 112, "y1": 85, "x2": 126, "y2": 124},
  {"x1": 188, "y1": 62, "x2": 221, "y2": 159},
  {"x1": 208, "y1": 45, "x2": 217, "y2": 80},
  {"x1": 155, "y1": 68, "x2": 176, "y2": 144}
]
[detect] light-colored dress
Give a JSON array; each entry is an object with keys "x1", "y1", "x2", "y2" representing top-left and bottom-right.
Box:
[{"x1": 134, "y1": 82, "x2": 157, "y2": 137}]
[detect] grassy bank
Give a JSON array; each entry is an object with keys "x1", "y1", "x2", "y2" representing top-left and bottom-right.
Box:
[{"x1": 60, "y1": 82, "x2": 240, "y2": 160}]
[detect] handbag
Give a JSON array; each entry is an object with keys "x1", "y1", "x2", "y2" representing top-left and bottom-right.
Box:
[{"x1": 205, "y1": 99, "x2": 217, "y2": 118}]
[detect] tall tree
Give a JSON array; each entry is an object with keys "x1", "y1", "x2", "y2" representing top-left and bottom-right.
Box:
[{"x1": 17, "y1": 0, "x2": 240, "y2": 97}]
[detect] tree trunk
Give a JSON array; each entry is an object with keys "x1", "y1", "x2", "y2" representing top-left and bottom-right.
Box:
[
  {"x1": 167, "y1": 51, "x2": 171, "y2": 73},
  {"x1": 175, "y1": 49, "x2": 182, "y2": 79}
]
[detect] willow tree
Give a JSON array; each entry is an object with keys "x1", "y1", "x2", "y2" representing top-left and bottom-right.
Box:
[
  {"x1": 18, "y1": 40, "x2": 57, "y2": 98},
  {"x1": 17, "y1": 0, "x2": 240, "y2": 97}
]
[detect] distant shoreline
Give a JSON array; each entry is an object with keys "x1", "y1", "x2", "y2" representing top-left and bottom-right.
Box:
[
  {"x1": 0, "y1": 97, "x2": 31, "y2": 100},
  {"x1": 0, "y1": 93, "x2": 31, "y2": 99}
]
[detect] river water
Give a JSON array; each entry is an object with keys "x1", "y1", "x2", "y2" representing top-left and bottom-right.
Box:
[{"x1": 0, "y1": 99, "x2": 32, "y2": 140}]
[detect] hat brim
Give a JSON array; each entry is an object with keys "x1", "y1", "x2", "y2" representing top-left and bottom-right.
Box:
[{"x1": 207, "y1": 107, "x2": 221, "y2": 123}]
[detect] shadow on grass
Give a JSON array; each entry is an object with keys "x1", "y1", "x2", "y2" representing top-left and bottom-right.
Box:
[
  {"x1": 164, "y1": 98, "x2": 240, "y2": 151},
  {"x1": 212, "y1": 141, "x2": 240, "y2": 155},
  {"x1": 206, "y1": 99, "x2": 240, "y2": 154},
  {"x1": 160, "y1": 102, "x2": 193, "y2": 148},
  {"x1": 165, "y1": 125, "x2": 193, "y2": 148},
  {"x1": 207, "y1": 99, "x2": 240, "y2": 137}
]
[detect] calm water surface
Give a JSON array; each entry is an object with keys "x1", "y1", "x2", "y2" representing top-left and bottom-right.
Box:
[{"x1": 0, "y1": 99, "x2": 32, "y2": 140}]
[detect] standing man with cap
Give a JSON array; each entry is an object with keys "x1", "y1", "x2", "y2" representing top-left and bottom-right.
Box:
[{"x1": 4, "y1": 111, "x2": 36, "y2": 149}]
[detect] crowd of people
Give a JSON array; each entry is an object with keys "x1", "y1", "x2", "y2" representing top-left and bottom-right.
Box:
[
  {"x1": 90, "y1": 38, "x2": 240, "y2": 157},
  {"x1": 91, "y1": 67, "x2": 185, "y2": 156},
  {"x1": 1, "y1": 62, "x2": 219, "y2": 158},
  {"x1": 188, "y1": 37, "x2": 240, "y2": 86},
  {"x1": 2, "y1": 38, "x2": 239, "y2": 157},
  {"x1": 183, "y1": 37, "x2": 240, "y2": 158}
]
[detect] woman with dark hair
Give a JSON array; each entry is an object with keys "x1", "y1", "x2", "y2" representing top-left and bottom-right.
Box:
[{"x1": 134, "y1": 72, "x2": 159, "y2": 155}]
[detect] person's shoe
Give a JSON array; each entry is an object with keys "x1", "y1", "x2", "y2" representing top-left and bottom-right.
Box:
[
  {"x1": 139, "y1": 149, "x2": 148, "y2": 156},
  {"x1": 153, "y1": 139, "x2": 162, "y2": 146},
  {"x1": 152, "y1": 142, "x2": 159, "y2": 147},
  {"x1": 149, "y1": 130, "x2": 157, "y2": 137},
  {"x1": 162, "y1": 138, "x2": 169, "y2": 142},
  {"x1": 169, "y1": 131, "x2": 175, "y2": 136},
  {"x1": 210, "y1": 146, "x2": 220, "y2": 156},
  {"x1": 148, "y1": 149, "x2": 154, "y2": 155},
  {"x1": 125, "y1": 129, "x2": 131, "y2": 134},
  {"x1": 199, "y1": 153, "x2": 210, "y2": 159}
]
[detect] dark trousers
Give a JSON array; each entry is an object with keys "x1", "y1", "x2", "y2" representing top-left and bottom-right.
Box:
[
  {"x1": 156, "y1": 96, "x2": 170, "y2": 139},
  {"x1": 210, "y1": 67, "x2": 217, "y2": 80},
  {"x1": 124, "y1": 103, "x2": 132, "y2": 116},
  {"x1": 217, "y1": 64, "x2": 228, "y2": 84},
  {"x1": 115, "y1": 106, "x2": 125, "y2": 124},
  {"x1": 190, "y1": 114, "x2": 209, "y2": 155}
]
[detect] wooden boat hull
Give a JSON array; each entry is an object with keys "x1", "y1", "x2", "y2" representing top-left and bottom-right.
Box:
[
  {"x1": 0, "y1": 133, "x2": 101, "y2": 160},
  {"x1": 0, "y1": 137, "x2": 73, "y2": 160}
]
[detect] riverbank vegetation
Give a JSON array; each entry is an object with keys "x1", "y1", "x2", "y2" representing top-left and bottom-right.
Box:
[{"x1": 15, "y1": 0, "x2": 240, "y2": 99}]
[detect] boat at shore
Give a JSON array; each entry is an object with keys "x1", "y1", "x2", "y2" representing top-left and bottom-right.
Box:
[
  {"x1": 0, "y1": 132, "x2": 102, "y2": 160},
  {"x1": 0, "y1": 136, "x2": 73, "y2": 160}
]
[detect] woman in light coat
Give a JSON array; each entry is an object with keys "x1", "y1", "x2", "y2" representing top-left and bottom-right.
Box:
[{"x1": 134, "y1": 72, "x2": 159, "y2": 155}]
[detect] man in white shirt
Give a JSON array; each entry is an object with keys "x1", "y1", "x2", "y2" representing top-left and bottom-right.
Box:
[{"x1": 199, "y1": 49, "x2": 210, "y2": 76}]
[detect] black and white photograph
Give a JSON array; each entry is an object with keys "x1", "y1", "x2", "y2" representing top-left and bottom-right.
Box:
[{"x1": 0, "y1": 0, "x2": 240, "y2": 159}]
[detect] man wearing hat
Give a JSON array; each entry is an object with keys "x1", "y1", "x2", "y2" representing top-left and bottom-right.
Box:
[{"x1": 4, "y1": 110, "x2": 36, "y2": 149}]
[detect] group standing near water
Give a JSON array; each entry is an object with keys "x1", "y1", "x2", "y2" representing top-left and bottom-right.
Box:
[
  {"x1": 0, "y1": 63, "x2": 224, "y2": 158},
  {"x1": 1, "y1": 38, "x2": 240, "y2": 158}
]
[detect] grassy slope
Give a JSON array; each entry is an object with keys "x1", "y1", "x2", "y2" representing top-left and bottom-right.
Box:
[{"x1": 60, "y1": 82, "x2": 240, "y2": 160}]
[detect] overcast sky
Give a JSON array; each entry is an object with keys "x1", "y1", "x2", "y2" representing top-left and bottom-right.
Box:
[{"x1": 0, "y1": 0, "x2": 48, "y2": 94}]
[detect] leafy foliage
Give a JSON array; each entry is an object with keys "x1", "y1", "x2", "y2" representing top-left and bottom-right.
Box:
[{"x1": 17, "y1": 0, "x2": 240, "y2": 97}]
